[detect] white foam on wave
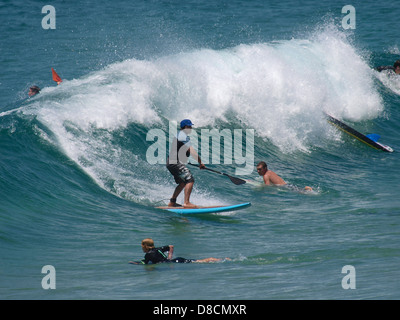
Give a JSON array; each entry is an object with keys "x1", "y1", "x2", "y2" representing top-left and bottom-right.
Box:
[{"x1": 140, "y1": 23, "x2": 383, "y2": 152}]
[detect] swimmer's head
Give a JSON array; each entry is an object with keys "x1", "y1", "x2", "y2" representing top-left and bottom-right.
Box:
[{"x1": 141, "y1": 238, "x2": 155, "y2": 252}]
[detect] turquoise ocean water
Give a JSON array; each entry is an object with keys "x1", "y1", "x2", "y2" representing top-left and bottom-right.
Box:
[{"x1": 1, "y1": 0, "x2": 399, "y2": 299}]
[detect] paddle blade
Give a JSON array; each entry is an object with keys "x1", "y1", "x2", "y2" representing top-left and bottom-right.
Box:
[
  {"x1": 51, "y1": 68, "x2": 63, "y2": 84},
  {"x1": 225, "y1": 174, "x2": 247, "y2": 185}
]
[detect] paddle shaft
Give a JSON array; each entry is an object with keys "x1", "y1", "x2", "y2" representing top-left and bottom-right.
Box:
[
  {"x1": 188, "y1": 162, "x2": 227, "y2": 176},
  {"x1": 188, "y1": 163, "x2": 246, "y2": 185}
]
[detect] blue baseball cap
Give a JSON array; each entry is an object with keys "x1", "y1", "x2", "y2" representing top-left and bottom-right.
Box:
[{"x1": 180, "y1": 119, "x2": 194, "y2": 128}]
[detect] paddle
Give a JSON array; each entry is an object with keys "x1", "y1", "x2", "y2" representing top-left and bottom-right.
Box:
[{"x1": 188, "y1": 163, "x2": 246, "y2": 185}]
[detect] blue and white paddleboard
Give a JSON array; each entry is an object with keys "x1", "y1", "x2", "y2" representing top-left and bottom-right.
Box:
[{"x1": 156, "y1": 202, "x2": 251, "y2": 214}]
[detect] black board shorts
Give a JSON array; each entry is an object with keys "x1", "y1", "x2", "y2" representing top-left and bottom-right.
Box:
[{"x1": 167, "y1": 162, "x2": 194, "y2": 184}]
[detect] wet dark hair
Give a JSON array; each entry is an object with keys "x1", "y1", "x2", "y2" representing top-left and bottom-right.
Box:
[
  {"x1": 29, "y1": 85, "x2": 41, "y2": 94},
  {"x1": 257, "y1": 161, "x2": 268, "y2": 170},
  {"x1": 394, "y1": 60, "x2": 400, "y2": 69}
]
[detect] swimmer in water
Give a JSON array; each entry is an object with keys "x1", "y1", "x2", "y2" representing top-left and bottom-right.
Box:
[
  {"x1": 256, "y1": 161, "x2": 313, "y2": 191},
  {"x1": 375, "y1": 60, "x2": 400, "y2": 75},
  {"x1": 28, "y1": 85, "x2": 40, "y2": 97}
]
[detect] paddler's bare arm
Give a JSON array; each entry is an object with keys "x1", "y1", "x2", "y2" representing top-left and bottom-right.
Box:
[
  {"x1": 189, "y1": 146, "x2": 205, "y2": 169},
  {"x1": 168, "y1": 245, "x2": 174, "y2": 260}
]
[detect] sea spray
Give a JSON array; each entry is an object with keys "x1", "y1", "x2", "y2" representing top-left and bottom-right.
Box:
[{"x1": 19, "y1": 24, "x2": 384, "y2": 202}]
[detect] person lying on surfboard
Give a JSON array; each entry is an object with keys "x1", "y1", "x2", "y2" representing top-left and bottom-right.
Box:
[
  {"x1": 256, "y1": 161, "x2": 313, "y2": 191},
  {"x1": 129, "y1": 238, "x2": 225, "y2": 265},
  {"x1": 166, "y1": 119, "x2": 205, "y2": 208}
]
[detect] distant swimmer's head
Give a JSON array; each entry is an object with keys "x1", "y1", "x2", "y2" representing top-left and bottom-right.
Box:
[
  {"x1": 256, "y1": 161, "x2": 268, "y2": 176},
  {"x1": 28, "y1": 85, "x2": 41, "y2": 97},
  {"x1": 394, "y1": 60, "x2": 400, "y2": 74},
  {"x1": 141, "y1": 238, "x2": 155, "y2": 252}
]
